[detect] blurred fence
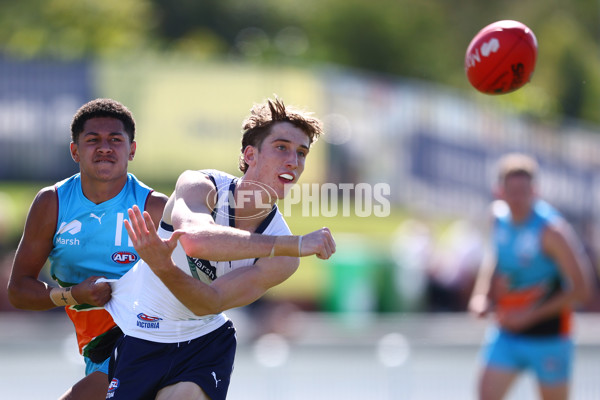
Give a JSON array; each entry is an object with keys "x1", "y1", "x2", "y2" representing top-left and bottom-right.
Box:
[{"x1": 0, "y1": 58, "x2": 89, "y2": 181}]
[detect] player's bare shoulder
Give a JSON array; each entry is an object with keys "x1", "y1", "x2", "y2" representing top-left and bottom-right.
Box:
[
  {"x1": 30, "y1": 185, "x2": 58, "y2": 217},
  {"x1": 175, "y1": 170, "x2": 215, "y2": 196},
  {"x1": 146, "y1": 190, "x2": 169, "y2": 225},
  {"x1": 541, "y1": 216, "x2": 576, "y2": 257},
  {"x1": 174, "y1": 170, "x2": 219, "y2": 211},
  {"x1": 21, "y1": 185, "x2": 59, "y2": 238}
]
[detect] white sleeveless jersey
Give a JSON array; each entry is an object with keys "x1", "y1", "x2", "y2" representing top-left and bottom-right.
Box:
[{"x1": 105, "y1": 169, "x2": 292, "y2": 343}]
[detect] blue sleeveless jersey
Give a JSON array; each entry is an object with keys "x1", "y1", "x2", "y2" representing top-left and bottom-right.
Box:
[
  {"x1": 494, "y1": 199, "x2": 561, "y2": 289},
  {"x1": 493, "y1": 199, "x2": 570, "y2": 336},
  {"x1": 50, "y1": 173, "x2": 153, "y2": 285},
  {"x1": 48, "y1": 173, "x2": 154, "y2": 359}
]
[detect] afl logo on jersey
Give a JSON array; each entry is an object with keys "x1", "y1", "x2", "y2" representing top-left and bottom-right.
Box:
[
  {"x1": 107, "y1": 378, "x2": 119, "y2": 398},
  {"x1": 112, "y1": 251, "x2": 138, "y2": 264}
]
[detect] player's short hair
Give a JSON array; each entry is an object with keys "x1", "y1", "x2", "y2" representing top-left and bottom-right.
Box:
[
  {"x1": 239, "y1": 97, "x2": 323, "y2": 173},
  {"x1": 496, "y1": 152, "x2": 539, "y2": 184},
  {"x1": 70, "y1": 98, "x2": 136, "y2": 143}
]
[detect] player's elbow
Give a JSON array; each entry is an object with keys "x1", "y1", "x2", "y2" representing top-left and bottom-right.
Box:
[
  {"x1": 191, "y1": 305, "x2": 223, "y2": 317},
  {"x1": 576, "y1": 281, "x2": 595, "y2": 307},
  {"x1": 288, "y1": 259, "x2": 300, "y2": 275},
  {"x1": 179, "y1": 232, "x2": 211, "y2": 260},
  {"x1": 268, "y1": 258, "x2": 300, "y2": 288},
  {"x1": 185, "y1": 285, "x2": 226, "y2": 316},
  {"x1": 6, "y1": 285, "x2": 19, "y2": 309},
  {"x1": 7, "y1": 282, "x2": 28, "y2": 310},
  {"x1": 189, "y1": 298, "x2": 224, "y2": 316},
  {"x1": 567, "y1": 278, "x2": 594, "y2": 309}
]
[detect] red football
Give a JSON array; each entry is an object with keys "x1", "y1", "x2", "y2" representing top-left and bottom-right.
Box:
[{"x1": 465, "y1": 20, "x2": 538, "y2": 95}]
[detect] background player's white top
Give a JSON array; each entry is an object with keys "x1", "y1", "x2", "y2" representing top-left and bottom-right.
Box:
[{"x1": 105, "y1": 170, "x2": 292, "y2": 343}]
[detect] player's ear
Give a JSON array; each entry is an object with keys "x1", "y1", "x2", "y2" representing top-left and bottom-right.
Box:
[
  {"x1": 129, "y1": 141, "x2": 137, "y2": 161},
  {"x1": 243, "y1": 145, "x2": 257, "y2": 167},
  {"x1": 70, "y1": 142, "x2": 80, "y2": 163}
]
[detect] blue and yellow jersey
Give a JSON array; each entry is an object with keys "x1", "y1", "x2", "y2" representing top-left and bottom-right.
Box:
[
  {"x1": 493, "y1": 199, "x2": 571, "y2": 336},
  {"x1": 49, "y1": 173, "x2": 153, "y2": 355}
]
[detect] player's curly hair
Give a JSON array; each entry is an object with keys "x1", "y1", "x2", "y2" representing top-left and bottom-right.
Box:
[
  {"x1": 70, "y1": 98, "x2": 136, "y2": 143},
  {"x1": 238, "y1": 96, "x2": 323, "y2": 173}
]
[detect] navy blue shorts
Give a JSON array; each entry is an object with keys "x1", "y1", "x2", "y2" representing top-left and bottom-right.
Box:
[{"x1": 107, "y1": 320, "x2": 236, "y2": 400}]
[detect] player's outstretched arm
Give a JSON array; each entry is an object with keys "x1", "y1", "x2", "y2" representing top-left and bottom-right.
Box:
[
  {"x1": 126, "y1": 205, "x2": 335, "y2": 271},
  {"x1": 124, "y1": 205, "x2": 335, "y2": 315},
  {"x1": 161, "y1": 170, "x2": 335, "y2": 260}
]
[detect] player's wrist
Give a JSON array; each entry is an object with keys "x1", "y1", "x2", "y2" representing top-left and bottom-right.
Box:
[
  {"x1": 268, "y1": 238, "x2": 276, "y2": 258},
  {"x1": 271, "y1": 236, "x2": 302, "y2": 257},
  {"x1": 147, "y1": 259, "x2": 178, "y2": 278},
  {"x1": 49, "y1": 287, "x2": 79, "y2": 306}
]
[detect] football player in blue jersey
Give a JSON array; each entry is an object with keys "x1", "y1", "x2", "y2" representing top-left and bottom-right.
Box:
[
  {"x1": 469, "y1": 153, "x2": 592, "y2": 400},
  {"x1": 8, "y1": 98, "x2": 168, "y2": 400},
  {"x1": 103, "y1": 97, "x2": 336, "y2": 400}
]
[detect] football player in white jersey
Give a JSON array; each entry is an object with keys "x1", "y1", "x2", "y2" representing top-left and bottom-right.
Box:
[
  {"x1": 104, "y1": 97, "x2": 335, "y2": 400},
  {"x1": 8, "y1": 99, "x2": 168, "y2": 400}
]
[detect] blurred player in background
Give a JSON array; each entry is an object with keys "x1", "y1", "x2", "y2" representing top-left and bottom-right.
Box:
[
  {"x1": 103, "y1": 97, "x2": 336, "y2": 400},
  {"x1": 7, "y1": 99, "x2": 168, "y2": 400},
  {"x1": 469, "y1": 153, "x2": 592, "y2": 400}
]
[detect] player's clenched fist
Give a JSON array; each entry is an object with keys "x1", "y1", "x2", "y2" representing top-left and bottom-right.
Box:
[
  {"x1": 300, "y1": 227, "x2": 336, "y2": 260},
  {"x1": 72, "y1": 276, "x2": 112, "y2": 307}
]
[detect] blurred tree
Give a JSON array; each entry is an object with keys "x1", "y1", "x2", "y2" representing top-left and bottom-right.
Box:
[
  {"x1": 1, "y1": 0, "x2": 599, "y2": 124},
  {"x1": 0, "y1": 0, "x2": 156, "y2": 59},
  {"x1": 532, "y1": 11, "x2": 600, "y2": 124},
  {"x1": 305, "y1": 0, "x2": 459, "y2": 81},
  {"x1": 148, "y1": 0, "x2": 322, "y2": 64},
  {"x1": 149, "y1": 0, "x2": 598, "y2": 124}
]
